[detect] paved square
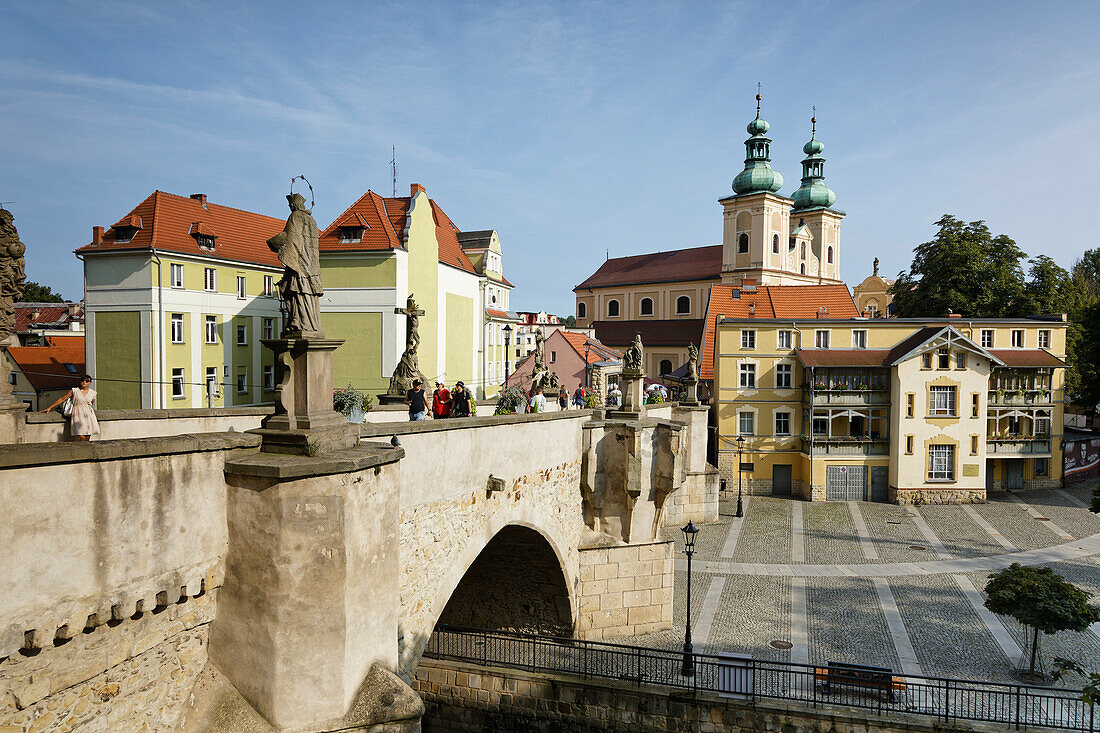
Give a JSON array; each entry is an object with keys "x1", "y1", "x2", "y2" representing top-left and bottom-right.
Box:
[{"x1": 632, "y1": 480, "x2": 1100, "y2": 689}]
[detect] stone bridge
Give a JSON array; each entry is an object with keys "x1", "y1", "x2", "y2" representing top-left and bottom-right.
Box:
[{"x1": 0, "y1": 404, "x2": 716, "y2": 731}]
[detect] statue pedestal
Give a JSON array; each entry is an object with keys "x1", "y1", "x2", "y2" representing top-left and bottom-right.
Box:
[
  {"x1": 0, "y1": 338, "x2": 25, "y2": 444},
  {"x1": 606, "y1": 370, "x2": 644, "y2": 420},
  {"x1": 378, "y1": 393, "x2": 408, "y2": 406},
  {"x1": 681, "y1": 378, "x2": 700, "y2": 406},
  {"x1": 256, "y1": 337, "x2": 358, "y2": 455}
]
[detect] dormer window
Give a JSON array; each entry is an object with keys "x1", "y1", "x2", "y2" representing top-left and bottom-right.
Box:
[
  {"x1": 114, "y1": 226, "x2": 136, "y2": 243},
  {"x1": 196, "y1": 235, "x2": 215, "y2": 250},
  {"x1": 189, "y1": 222, "x2": 216, "y2": 251},
  {"x1": 338, "y1": 227, "x2": 364, "y2": 243}
]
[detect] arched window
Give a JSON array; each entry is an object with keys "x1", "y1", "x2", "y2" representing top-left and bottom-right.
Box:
[
  {"x1": 639, "y1": 297, "x2": 653, "y2": 316},
  {"x1": 800, "y1": 263, "x2": 806, "y2": 275},
  {"x1": 827, "y1": 246, "x2": 834, "y2": 264},
  {"x1": 772, "y1": 234, "x2": 779, "y2": 254},
  {"x1": 607, "y1": 299, "x2": 620, "y2": 317},
  {"x1": 577, "y1": 301, "x2": 586, "y2": 319},
  {"x1": 659, "y1": 359, "x2": 673, "y2": 375},
  {"x1": 676, "y1": 295, "x2": 690, "y2": 314},
  {"x1": 738, "y1": 233, "x2": 749, "y2": 254}
]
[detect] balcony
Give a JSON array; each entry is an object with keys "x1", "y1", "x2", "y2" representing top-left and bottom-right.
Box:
[
  {"x1": 987, "y1": 389, "x2": 1053, "y2": 407},
  {"x1": 986, "y1": 437, "x2": 1052, "y2": 456},
  {"x1": 803, "y1": 437, "x2": 890, "y2": 456},
  {"x1": 806, "y1": 387, "x2": 891, "y2": 406}
]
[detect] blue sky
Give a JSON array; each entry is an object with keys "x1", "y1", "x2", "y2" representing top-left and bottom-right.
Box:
[{"x1": 2, "y1": 1, "x2": 1097, "y2": 313}]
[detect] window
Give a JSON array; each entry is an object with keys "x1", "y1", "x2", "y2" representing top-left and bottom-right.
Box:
[
  {"x1": 205, "y1": 315, "x2": 218, "y2": 344},
  {"x1": 170, "y1": 263, "x2": 184, "y2": 288},
  {"x1": 905, "y1": 435, "x2": 914, "y2": 454},
  {"x1": 738, "y1": 233, "x2": 749, "y2": 253},
  {"x1": 204, "y1": 267, "x2": 216, "y2": 292},
  {"x1": 263, "y1": 275, "x2": 273, "y2": 297},
  {"x1": 236, "y1": 323, "x2": 247, "y2": 346},
  {"x1": 1011, "y1": 330, "x2": 1024, "y2": 348},
  {"x1": 853, "y1": 330, "x2": 867, "y2": 349},
  {"x1": 236, "y1": 369, "x2": 248, "y2": 394},
  {"x1": 550, "y1": 350, "x2": 556, "y2": 363},
  {"x1": 775, "y1": 363, "x2": 792, "y2": 389},
  {"x1": 676, "y1": 296, "x2": 691, "y2": 314},
  {"x1": 922, "y1": 353, "x2": 932, "y2": 369},
  {"x1": 981, "y1": 329, "x2": 994, "y2": 348},
  {"x1": 971, "y1": 393, "x2": 979, "y2": 417},
  {"x1": 938, "y1": 348, "x2": 950, "y2": 370},
  {"x1": 63, "y1": 363, "x2": 79, "y2": 374},
  {"x1": 970, "y1": 435, "x2": 979, "y2": 455},
  {"x1": 196, "y1": 235, "x2": 215, "y2": 250},
  {"x1": 739, "y1": 363, "x2": 756, "y2": 388},
  {"x1": 1034, "y1": 414, "x2": 1050, "y2": 436},
  {"x1": 741, "y1": 330, "x2": 756, "y2": 349},
  {"x1": 640, "y1": 297, "x2": 653, "y2": 316},
  {"x1": 8, "y1": 372, "x2": 16, "y2": 385},
  {"x1": 607, "y1": 299, "x2": 620, "y2": 317},
  {"x1": 800, "y1": 263, "x2": 806, "y2": 275},
  {"x1": 738, "y1": 412, "x2": 754, "y2": 435},
  {"x1": 1035, "y1": 458, "x2": 1048, "y2": 477},
  {"x1": 906, "y1": 393, "x2": 914, "y2": 417},
  {"x1": 171, "y1": 368, "x2": 185, "y2": 398},
  {"x1": 827, "y1": 246, "x2": 833, "y2": 264},
  {"x1": 577, "y1": 302, "x2": 587, "y2": 319},
  {"x1": 205, "y1": 367, "x2": 219, "y2": 401},
  {"x1": 263, "y1": 365, "x2": 274, "y2": 391},
  {"x1": 928, "y1": 444, "x2": 955, "y2": 481},
  {"x1": 812, "y1": 417, "x2": 827, "y2": 435},
  {"x1": 778, "y1": 330, "x2": 792, "y2": 349},
  {"x1": 114, "y1": 227, "x2": 135, "y2": 243},
  {"x1": 170, "y1": 313, "x2": 184, "y2": 343},
  {"x1": 867, "y1": 302, "x2": 879, "y2": 317},
  {"x1": 815, "y1": 330, "x2": 829, "y2": 348},
  {"x1": 236, "y1": 276, "x2": 246, "y2": 299},
  {"x1": 929, "y1": 386, "x2": 956, "y2": 416},
  {"x1": 262, "y1": 318, "x2": 275, "y2": 340},
  {"x1": 775, "y1": 412, "x2": 791, "y2": 436},
  {"x1": 659, "y1": 359, "x2": 673, "y2": 375},
  {"x1": 338, "y1": 226, "x2": 364, "y2": 243},
  {"x1": 1038, "y1": 330, "x2": 1051, "y2": 349},
  {"x1": 772, "y1": 234, "x2": 779, "y2": 254},
  {"x1": 956, "y1": 352, "x2": 966, "y2": 369}
]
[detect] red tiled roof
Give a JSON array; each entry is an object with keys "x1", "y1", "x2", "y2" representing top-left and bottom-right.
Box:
[
  {"x1": 988, "y1": 350, "x2": 1067, "y2": 368},
  {"x1": 486, "y1": 309, "x2": 510, "y2": 319},
  {"x1": 559, "y1": 331, "x2": 622, "y2": 365},
  {"x1": 796, "y1": 349, "x2": 891, "y2": 367},
  {"x1": 14, "y1": 304, "x2": 82, "y2": 332},
  {"x1": 575, "y1": 245, "x2": 722, "y2": 290},
  {"x1": 77, "y1": 191, "x2": 285, "y2": 268},
  {"x1": 8, "y1": 336, "x2": 86, "y2": 391},
  {"x1": 591, "y1": 319, "x2": 705, "y2": 348},
  {"x1": 700, "y1": 284, "x2": 859, "y2": 379}
]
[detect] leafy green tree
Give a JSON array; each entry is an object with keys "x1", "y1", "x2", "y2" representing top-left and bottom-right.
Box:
[
  {"x1": 1022, "y1": 256, "x2": 1073, "y2": 315},
  {"x1": 1066, "y1": 249, "x2": 1100, "y2": 407},
  {"x1": 563, "y1": 315, "x2": 577, "y2": 328},
  {"x1": 890, "y1": 215, "x2": 1028, "y2": 318},
  {"x1": 984, "y1": 564, "x2": 1100, "y2": 676},
  {"x1": 19, "y1": 281, "x2": 66, "y2": 303}
]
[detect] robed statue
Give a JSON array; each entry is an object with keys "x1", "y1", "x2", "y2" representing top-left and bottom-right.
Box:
[
  {"x1": 0, "y1": 207, "x2": 26, "y2": 341},
  {"x1": 267, "y1": 193, "x2": 324, "y2": 336},
  {"x1": 686, "y1": 344, "x2": 699, "y2": 383},
  {"x1": 530, "y1": 327, "x2": 550, "y2": 392},
  {"x1": 623, "y1": 332, "x2": 644, "y2": 375}
]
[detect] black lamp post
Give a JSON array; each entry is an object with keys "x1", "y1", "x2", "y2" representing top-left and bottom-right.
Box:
[
  {"x1": 502, "y1": 324, "x2": 512, "y2": 383},
  {"x1": 584, "y1": 342, "x2": 591, "y2": 390},
  {"x1": 680, "y1": 520, "x2": 699, "y2": 677},
  {"x1": 736, "y1": 435, "x2": 745, "y2": 518}
]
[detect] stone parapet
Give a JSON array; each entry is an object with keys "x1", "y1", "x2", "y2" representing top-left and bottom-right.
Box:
[
  {"x1": 891, "y1": 487, "x2": 986, "y2": 505},
  {"x1": 576, "y1": 541, "x2": 673, "y2": 641},
  {"x1": 663, "y1": 468, "x2": 720, "y2": 526},
  {"x1": 25, "y1": 407, "x2": 270, "y2": 443}
]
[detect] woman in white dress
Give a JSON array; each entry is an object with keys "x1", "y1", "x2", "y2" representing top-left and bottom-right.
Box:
[{"x1": 42, "y1": 374, "x2": 99, "y2": 441}]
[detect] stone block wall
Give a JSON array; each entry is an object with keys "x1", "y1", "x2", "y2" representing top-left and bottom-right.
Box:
[
  {"x1": 716, "y1": 453, "x2": 776, "y2": 496},
  {"x1": 0, "y1": 590, "x2": 215, "y2": 732},
  {"x1": 414, "y1": 658, "x2": 1011, "y2": 733},
  {"x1": 663, "y1": 469, "x2": 719, "y2": 526},
  {"x1": 575, "y1": 541, "x2": 673, "y2": 641},
  {"x1": 891, "y1": 487, "x2": 986, "y2": 505}
]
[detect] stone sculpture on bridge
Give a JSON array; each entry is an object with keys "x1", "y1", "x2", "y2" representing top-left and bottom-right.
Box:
[
  {"x1": 0, "y1": 207, "x2": 26, "y2": 442},
  {"x1": 682, "y1": 344, "x2": 700, "y2": 405},
  {"x1": 611, "y1": 332, "x2": 646, "y2": 416},
  {"x1": 267, "y1": 193, "x2": 324, "y2": 337},
  {"x1": 383, "y1": 294, "x2": 428, "y2": 402}
]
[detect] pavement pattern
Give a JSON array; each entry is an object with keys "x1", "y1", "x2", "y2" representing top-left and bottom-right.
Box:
[{"x1": 631, "y1": 480, "x2": 1100, "y2": 690}]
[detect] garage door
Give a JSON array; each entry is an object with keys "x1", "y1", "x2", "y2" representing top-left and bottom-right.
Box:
[
  {"x1": 826, "y1": 465, "x2": 867, "y2": 501},
  {"x1": 870, "y1": 466, "x2": 889, "y2": 502}
]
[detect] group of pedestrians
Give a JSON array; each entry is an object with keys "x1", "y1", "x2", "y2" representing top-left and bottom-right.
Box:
[{"x1": 404, "y1": 378, "x2": 474, "y2": 421}]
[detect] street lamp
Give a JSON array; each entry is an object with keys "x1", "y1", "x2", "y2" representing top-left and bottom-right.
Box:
[
  {"x1": 680, "y1": 521, "x2": 699, "y2": 677},
  {"x1": 736, "y1": 435, "x2": 745, "y2": 518},
  {"x1": 502, "y1": 324, "x2": 512, "y2": 383},
  {"x1": 584, "y1": 342, "x2": 591, "y2": 391}
]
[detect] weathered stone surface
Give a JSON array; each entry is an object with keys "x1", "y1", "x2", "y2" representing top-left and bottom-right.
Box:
[{"x1": 225, "y1": 442, "x2": 403, "y2": 479}]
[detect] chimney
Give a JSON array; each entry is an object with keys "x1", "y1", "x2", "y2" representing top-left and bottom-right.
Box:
[
  {"x1": 947, "y1": 313, "x2": 962, "y2": 319},
  {"x1": 410, "y1": 183, "x2": 425, "y2": 196},
  {"x1": 190, "y1": 193, "x2": 208, "y2": 208},
  {"x1": 92, "y1": 226, "x2": 103, "y2": 244},
  {"x1": 68, "y1": 303, "x2": 81, "y2": 318},
  {"x1": 31, "y1": 309, "x2": 40, "y2": 320}
]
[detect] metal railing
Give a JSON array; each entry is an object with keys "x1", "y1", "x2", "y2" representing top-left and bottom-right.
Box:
[
  {"x1": 802, "y1": 438, "x2": 890, "y2": 456},
  {"x1": 425, "y1": 626, "x2": 1095, "y2": 731},
  {"x1": 988, "y1": 438, "x2": 1053, "y2": 455}
]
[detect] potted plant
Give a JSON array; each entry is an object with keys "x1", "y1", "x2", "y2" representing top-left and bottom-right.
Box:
[{"x1": 333, "y1": 384, "x2": 371, "y2": 423}]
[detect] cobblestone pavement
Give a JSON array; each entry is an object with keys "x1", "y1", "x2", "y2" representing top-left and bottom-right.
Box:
[{"x1": 628, "y1": 480, "x2": 1100, "y2": 690}]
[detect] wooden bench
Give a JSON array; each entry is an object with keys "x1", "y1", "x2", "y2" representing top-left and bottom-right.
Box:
[{"x1": 814, "y1": 661, "x2": 906, "y2": 701}]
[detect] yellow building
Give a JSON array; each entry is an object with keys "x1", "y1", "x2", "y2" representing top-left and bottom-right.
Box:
[
  {"x1": 852, "y1": 257, "x2": 895, "y2": 317},
  {"x1": 711, "y1": 303, "x2": 1067, "y2": 503}
]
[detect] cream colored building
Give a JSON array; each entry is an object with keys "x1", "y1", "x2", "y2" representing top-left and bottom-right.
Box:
[
  {"x1": 712, "y1": 311, "x2": 1067, "y2": 503},
  {"x1": 852, "y1": 258, "x2": 895, "y2": 317}
]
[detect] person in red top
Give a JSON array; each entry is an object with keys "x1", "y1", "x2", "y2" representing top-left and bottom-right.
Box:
[{"x1": 432, "y1": 381, "x2": 452, "y2": 418}]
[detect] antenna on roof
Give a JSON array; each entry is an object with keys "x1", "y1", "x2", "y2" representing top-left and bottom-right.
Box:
[
  {"x1": 391, "y1": 146, "x2": 397, "y2": 198},
  {"x1": 606, "y1": 249, "x2": 609, "y2": 260}
]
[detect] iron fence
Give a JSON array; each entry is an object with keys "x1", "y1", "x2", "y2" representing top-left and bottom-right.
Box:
[{"x1": 425, "y1": 625, "x2": 1096, "y2": 731}]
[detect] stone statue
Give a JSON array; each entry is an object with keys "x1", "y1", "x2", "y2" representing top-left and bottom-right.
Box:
[
  {"x1": 623, "y1": 333, "x2": 643, "y2": 375},
  {"x1": 397, "y1": 295, "x2": 423, "y2": 353},
  {"x1": 0, "y1": 207, "x2": 27, "y2": 340},
  {"x1": 686, "y1": 344, "x2": 699, "y2": 383},
  {"x1": 267, "y1": 193, "x2": 324, "y2": 336},
  {"x1": 873, "y1": 257, "x2": 880, "y2": 277},
  {"x1": 529, "y1": 327, "x2": 550, "y2": 392},
  {"x1": 386, "y1": 295, "x2": 427, "y2": 398}
]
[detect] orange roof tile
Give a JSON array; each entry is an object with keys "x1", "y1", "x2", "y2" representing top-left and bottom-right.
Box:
[
  {"x1": 9, "y1": 336, "x2": 86, "y2": 391},
  {"x1": 699, "y1": 284, "x2": 859, "y2": 379},
  {"x1": 77, "y1": 191, "x2": 284, "y2": 268},
  {"x1": 559, "y1": 331, "x2": 622, "y2": 365}
]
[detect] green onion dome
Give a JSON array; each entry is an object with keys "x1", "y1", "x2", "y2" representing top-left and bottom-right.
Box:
[
  {"x1": 791, "y1": 115, "x2": 836, "y2": 210},
  {"x1": 732, "y1": 93, "x2": 784, "y2": 195}
]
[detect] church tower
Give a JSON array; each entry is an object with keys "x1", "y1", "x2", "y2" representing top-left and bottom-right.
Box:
[
  {"x1": 789, "y1": 112, "x2": 844, "y2": 283},
  {"x1": 720, "y1": 92, "x2": 794, "y2": 285}
]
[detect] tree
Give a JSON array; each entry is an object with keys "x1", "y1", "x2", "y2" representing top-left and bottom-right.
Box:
[
  {"x1": 563, "y1": 315, "x2": 577, "y2": 328},
  {"x1": 19, "y1": 281, "x2": 66, "y2": 303},
  {"x1": 1067, "y1": 249, "x2": 1100, "y2": 407},
  {"x1": 890, "y1": 215, "x2": 1028, "y2": 318},
  {"x1": 984, "y1": 564, "x2": 1100, "y2": 677}
]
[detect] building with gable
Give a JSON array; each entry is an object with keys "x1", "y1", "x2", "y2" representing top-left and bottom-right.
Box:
[
  {"x1": 852, "y1": 257, "x2": 896, "y2": 317},
  {"x1": 504, "y1": 330, "x2": 622, "y2": 400},
  {"x1": 6, "y1": 335, "x2": 86, "y2": 411}
]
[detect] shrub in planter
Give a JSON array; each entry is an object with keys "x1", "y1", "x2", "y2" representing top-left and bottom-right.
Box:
[
  {"x1": 333, "y1": 384, "x2": 371, "y2": 416},
  {"x1": 495, "y1": 386, "x2": 527, "y2": 415}
]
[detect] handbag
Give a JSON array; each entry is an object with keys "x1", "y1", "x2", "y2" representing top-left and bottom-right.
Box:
[{"x1": 62, "y1": 397, "x2": 73, "y2": 418}]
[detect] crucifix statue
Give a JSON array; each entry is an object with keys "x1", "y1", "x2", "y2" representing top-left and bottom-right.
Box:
[
  {"x1": 386, "y1": 294, "x2": 428, "y2": 398},
  {"x1": 395, "y1": 294, "x2": 424, "y2": 353}
]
